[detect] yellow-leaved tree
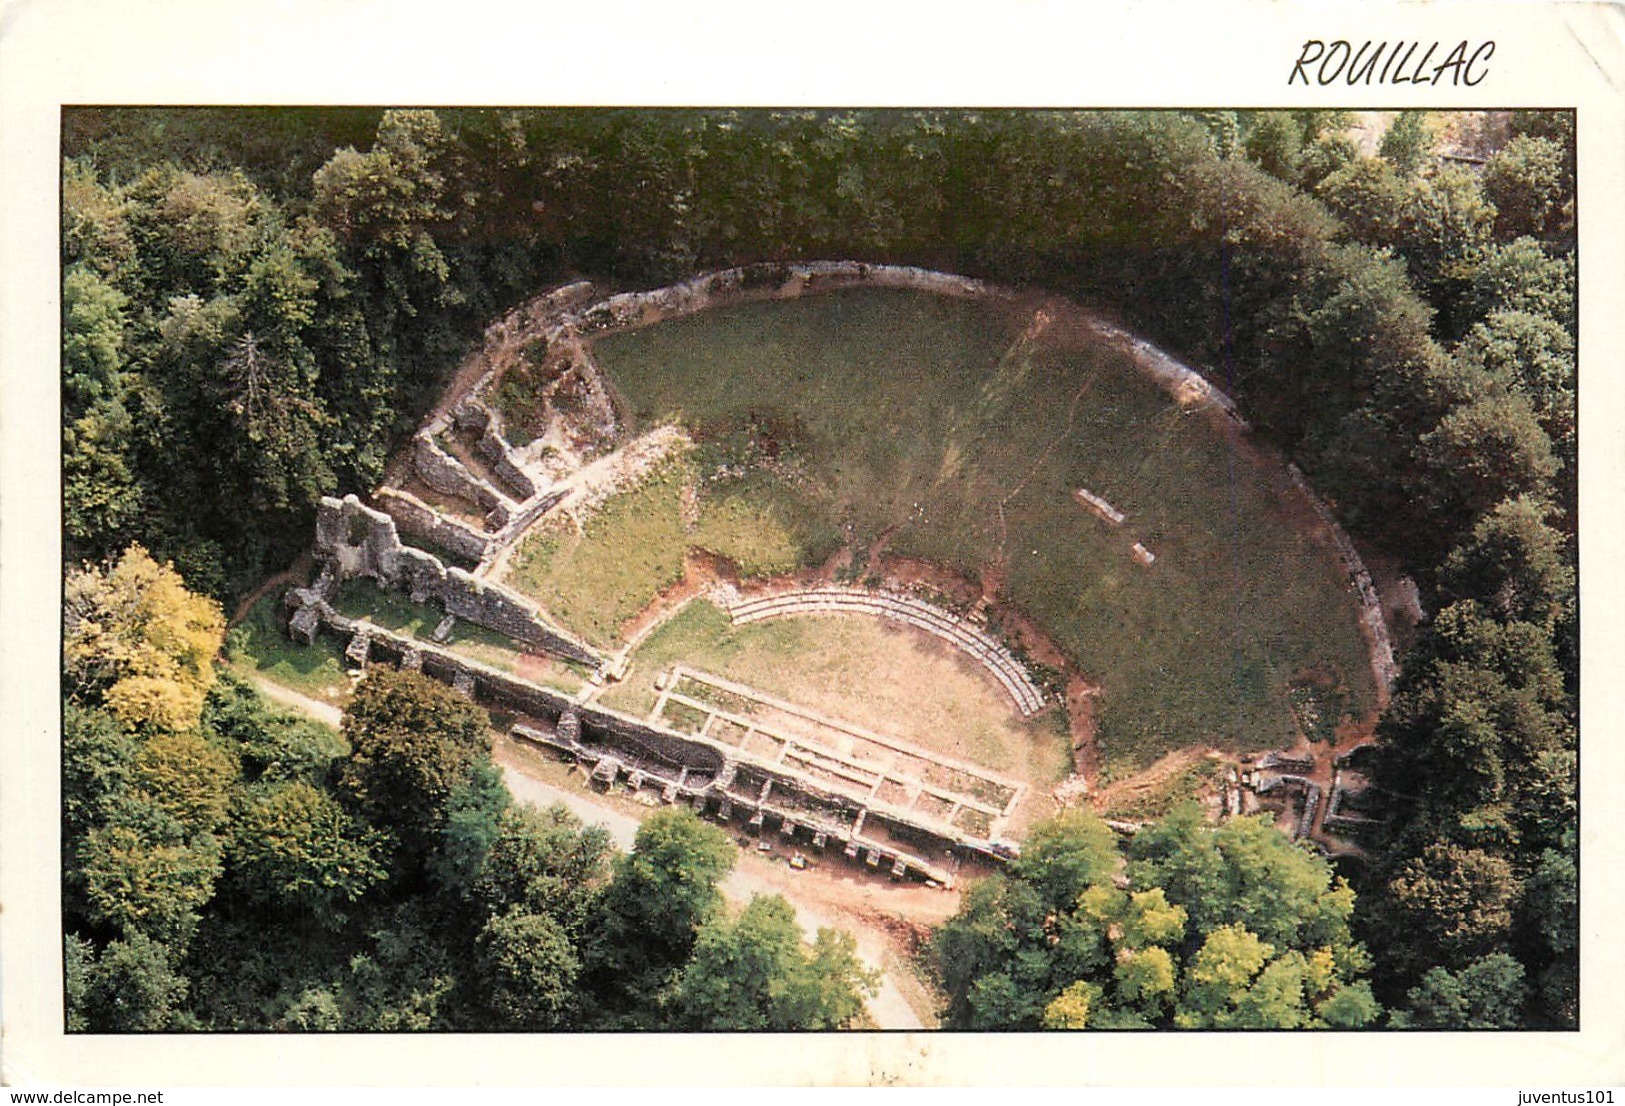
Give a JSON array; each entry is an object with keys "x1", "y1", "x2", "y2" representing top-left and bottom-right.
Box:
[{"x1": 64, "y1": 544, "x2": 225, "y2": 731}]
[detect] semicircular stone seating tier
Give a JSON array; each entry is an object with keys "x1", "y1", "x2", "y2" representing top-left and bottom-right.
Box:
[{"x1": 723, "y1": 586, "x2": 1047, "y2": 717}]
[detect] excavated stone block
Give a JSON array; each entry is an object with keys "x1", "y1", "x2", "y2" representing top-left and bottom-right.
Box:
[{"x1": 288, "y1": 600, "x2": 323, "y2": 645}]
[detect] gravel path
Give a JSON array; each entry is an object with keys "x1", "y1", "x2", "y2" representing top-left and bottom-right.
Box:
[{"x1": 248, "y1": 675, "x2": 344, "y2": 727}]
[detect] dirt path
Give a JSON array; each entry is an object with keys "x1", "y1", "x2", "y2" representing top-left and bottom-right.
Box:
[
  {"x1": 246, "y1": 674, "x2": 344, "y2": 728},
  {"x1": 1088, "y1": 746, "x2": 1219, "y2": 816},
  {"x1": 249, "y1": 674, "x2": 933, "y2": 1028},
  {"x1": 479, "y1": 425, "x2": 688, "y2": 585},
  {"x1": 612, "y1": 549, "x2": 736, "y2": 655}
]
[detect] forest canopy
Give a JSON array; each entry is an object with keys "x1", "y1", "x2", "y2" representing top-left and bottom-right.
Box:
[{"x1": 61, "y1": 108, "x2": 1576, "y2": 1030}]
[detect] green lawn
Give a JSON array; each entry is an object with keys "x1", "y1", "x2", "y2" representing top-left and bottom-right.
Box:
[
  {"x1": 503, "y1": 454, "x2": 841, "y2": 650},
  {"x1": 504, "y1": 462, "x2": 691, "y2": 649},
  {"x1": 229, "y1": 579, "x2": 596, "y2": 706},
  {"x1": 551, "y1": 286, "x2": 1377, "y2": 774},
  {"x1": 225, "y1": 596, "x2": 350, "y2": 702}
]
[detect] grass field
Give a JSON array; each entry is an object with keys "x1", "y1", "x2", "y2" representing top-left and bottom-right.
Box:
[
  {"x1": 330, "y1": 579, "x2": 525, "y2": 673},
  {"x1": 557, "y1": 287, "x2": 1376, "y2": 775},
  {"x1": 228, "y1": 582, "x2": 594, "y2": 704},
  {"x1": 329, "y1": 579, "x2": 593, "y2": 693},
  {"x1": 225, "y1": 596, "x2": 350, "y2": 702},
  {"x1": 504, "y1": 455, "x2": 840, "y2": 650}
]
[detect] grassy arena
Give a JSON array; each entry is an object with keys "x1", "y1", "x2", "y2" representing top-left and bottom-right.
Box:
[{"x1": 506, "y1": 287, "x2": 1377, "y2": 776}]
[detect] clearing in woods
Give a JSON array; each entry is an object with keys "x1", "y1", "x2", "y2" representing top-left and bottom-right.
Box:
[{"x1": 501, "y1": 286, "x2": 1378, "y2": 781}]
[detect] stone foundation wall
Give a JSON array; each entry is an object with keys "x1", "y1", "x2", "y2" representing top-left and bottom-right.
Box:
[
  {"x1": 476, "y1": 421, "x2": 539, "y2": 502},
  {"x1": 311, "y1": 495, "x2": 599, "y2": 666},
  {"x1": 412, "y1": 433, "x2": 510, "y2": 518},
  {"x1": 547, "y1": 261, "x2": 994, "y2": 345},
  {"x1": 374, "y1": 489, "x2": 493, "y2": 564},
  {"x1": 447, "y1": 401, "x2": 540, "y2": 502},
  {"x1": 497, "y1": 488, "x2": 570, "y2": 543},
  {"x1": 288, "y1": 604, "x2": 967, "y2": 885},
  {"x1": 1088, "y1": 321, "x2": 1245, "y2": 421}
]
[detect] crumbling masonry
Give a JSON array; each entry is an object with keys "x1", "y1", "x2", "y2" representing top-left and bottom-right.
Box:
[
  {"x1": 291, "y1": 494, "x2": 599, "y2": 667},
  {"x1": 289, "y1": 603, "x2": 980, "y2": 886}
]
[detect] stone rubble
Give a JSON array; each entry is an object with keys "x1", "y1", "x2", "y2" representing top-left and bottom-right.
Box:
[{"x1": 279, "y1": 260, "x2": 1407, "y2": 875}]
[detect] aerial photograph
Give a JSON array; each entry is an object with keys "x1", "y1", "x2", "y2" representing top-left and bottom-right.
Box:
[{"x1": 59, "y1": 107, "x2": 1577, "y2": 1033}]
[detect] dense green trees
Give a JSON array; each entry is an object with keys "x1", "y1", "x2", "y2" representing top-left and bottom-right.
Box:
[
  {"x1": 64, "y1": 545, "x2": 226, "y2": 732},
  {"x1": 475, "y1": 907, "x2": 583, "y2": 1030},
  {"x1": 581, "y1": 807, "x2": 737, "y2": 1027},
  {"x1": 466, "y1": 801, "x2": 613, "y2": 932},
  {"x1": 64, "y1": 106, "x2": 1572, "y2": 591},
  {"x1": 1440, "y1": 497, "x2": 1575, "y2": 629},
  {"x1": 64, "y1": 547, "x2": 874, "y2": 1031},
  {"x1": 62, "y1": 263, "x2": 145, "y2": 548},
  {"x1": 61, "y1": 110, "x2": 505, "y2": 597},
  {"x1": 62, "y1": 550, "x2": 234, "y2": 967},
  {"x1": 66, "y1": 932, "x2": 192, "y2": 1032},
  {"x1": 1280, "y1": 110, "x2": 1580, "y2": 1029},
  {"x1": 227, "y1": 780, "x2": 388, "y2": 927},
  {"x1": 1394, "y1": 953, "x2": 1528, "y2": 1029},
  {"x1": 336, "y1": 667, "x2": 491, "y2": 875},
  {"x1": 929, "y1": 809, "x2": 1379, "y2": 1029},
  {"x1": 668, "y1": 895, "x2": 877, "y2": 1030},
  {"x1": 1482, "y1": 136, "x2": 1568, "y2": 242},
  {"x1": 1379, "y1": 111, "x2": 1435, "y2": 178}
]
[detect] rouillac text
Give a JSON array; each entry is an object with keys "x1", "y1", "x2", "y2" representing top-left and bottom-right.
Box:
[{"x1": 1290, "y1": 40, "x2": 1493, "y2": 86}]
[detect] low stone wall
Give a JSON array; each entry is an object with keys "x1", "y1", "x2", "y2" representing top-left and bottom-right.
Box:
[
  {"x1": 476, "y1": 420, "x2": 539, "y2": 502},
  {"x1": 411, "y1": 433, "x2": 511, "y2": 520},
  {"x1": 516, "y1": 715, "x2": 954, "y2": 886},
  {"x1": 1285, "y1": 463, "x2": 1398, "y2": 696},
  {"x1": 726, "y1": 586, "x2": 1047, "y2": 716},
  {"x1": 375, "y1": 488, "x2": 493, "y2": 564},
  {"x1": 311, "y1": 495, "x2": 599, "y2": 666},
  {"x1": 1086, "y1": 319, "x2": 1245, "y2": 422},
  {"x1": 549, "y1": 261, "x2": 994, "y2": 345},
  {"x1": 292, "y1": 605, "x2": 967, "y2": 885},
  {"x1": 495, "y1": 488, "x2": 570, "y2": 545}
]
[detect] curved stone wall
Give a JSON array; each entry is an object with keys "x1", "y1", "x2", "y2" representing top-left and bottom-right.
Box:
[
  {"x1": 346, "y1": 260, "x2": 1398, "y2": 703},
  {"x1": 725, "y1": 585, "x2": 1048, "y2": 717}
]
